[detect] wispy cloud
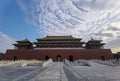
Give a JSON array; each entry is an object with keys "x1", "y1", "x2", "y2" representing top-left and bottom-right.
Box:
[
  {"x1": 30, "y1": 0, "x2": 120, "y2": 52},
  {"x1": 0, "y1": 31, "x2": 16, "y2": 53},
  {"x1": 17, "y1": 0, "x2": 27, "y2": 14},
  {"x1": 17, "y1": 0, "x2": 34, "y2": 25}
]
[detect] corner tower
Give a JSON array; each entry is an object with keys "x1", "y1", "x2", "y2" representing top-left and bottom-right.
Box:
[
  {"x1": 13, "y1": 39, "x2": 33, "y2": 50},
  {"x1": 85, "y1": 38, "x2": 105, "y2": 49}
]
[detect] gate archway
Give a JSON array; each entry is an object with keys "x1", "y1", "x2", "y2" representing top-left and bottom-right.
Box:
[
  {"x1": 69, "y1": 55, "x2": 74, "y2": 62},
  {"x1": 45, "y1": 55, "x2": 49, "y2": 60},
  {"x1": 56, "y1": 55, "x2": 62, "y2": 62},
  {"x1": 101, "y1": 56, "x2": 105, "y2": 61}
]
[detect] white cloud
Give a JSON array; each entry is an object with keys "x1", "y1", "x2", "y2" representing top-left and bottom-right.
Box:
[
  {"x1": 0, "y1": 32, "x2": 15, "y2": 53},
  {"x1": 29, "y1": 0, "x2": 120, "y2": 53},
  {"x1": 17, "y1": 0, "x2": 27, "y2": 14},
  {"x1": 17, "y1": 0, "x2": 34, "y2": 26}
]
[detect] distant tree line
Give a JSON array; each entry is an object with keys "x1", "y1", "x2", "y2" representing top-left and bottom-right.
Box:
[
  {"x1": 113, "y1": 52, "x2": 120, "y2": 60},
  {"x1": 0, "y1": 53, "x2": 4, "y2": 60}
]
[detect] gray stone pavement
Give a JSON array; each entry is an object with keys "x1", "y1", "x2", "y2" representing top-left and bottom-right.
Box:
[{"x1": 30, "y1": 62, "x2": 68, "y2": 81}]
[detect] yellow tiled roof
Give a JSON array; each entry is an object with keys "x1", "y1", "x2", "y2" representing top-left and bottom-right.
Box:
[
  {"x1": 39, "y1": 35, "x2": 79, "y2": 40},
  {"x1": 16, "y1": 39, "x2": 30, "y2": 42}
]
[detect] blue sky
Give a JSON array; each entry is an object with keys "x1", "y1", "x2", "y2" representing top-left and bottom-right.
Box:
[
  {"x1": 0, "y1": 0, "x2": 120, "y2": 53},
  {"x1": 0, "y1": 0, "x2": 41, "y2": 52},
  {"x1": 0, "y1": 0, "x2": 40, "y2": 40}
]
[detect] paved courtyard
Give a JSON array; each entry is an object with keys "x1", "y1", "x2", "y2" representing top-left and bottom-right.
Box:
[{"x1": 0, "y1": 60, "x2": 120, "y2": 81}]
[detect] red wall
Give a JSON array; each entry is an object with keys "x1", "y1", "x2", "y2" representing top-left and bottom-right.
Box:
[{"x1": 4, "y1": 49, "x2": 113, "y2": 60}]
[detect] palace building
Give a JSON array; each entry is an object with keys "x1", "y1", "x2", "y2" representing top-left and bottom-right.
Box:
[{"x1": 4, "y1": 36, "x2": 113, "y2": 61}]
